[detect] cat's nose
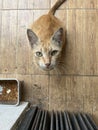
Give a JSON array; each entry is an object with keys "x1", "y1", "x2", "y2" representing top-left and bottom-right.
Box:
[{"x1": 45, "y1": 63, "x2": 51, "y2": 67}]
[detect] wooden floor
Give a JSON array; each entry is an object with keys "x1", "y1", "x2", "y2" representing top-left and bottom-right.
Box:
[{"x1": 0, "y1": 0, "x2": 98, "y2": 122}]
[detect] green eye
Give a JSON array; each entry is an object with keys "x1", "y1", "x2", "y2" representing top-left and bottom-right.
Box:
[
  {"x1": 51, "y1": 50, "x2": 58, "y2": 56},
  {"x1": 36, "y1": 52, "x2": 43, "y2": 57}
]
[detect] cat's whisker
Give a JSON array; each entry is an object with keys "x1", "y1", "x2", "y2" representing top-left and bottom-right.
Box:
[
  {"x1": 61, "y1": 66, "x2": 66, "y2": 73},
  {"x1": 53, "y1": 66, "x2": 61, "y2": 75},
  {"x1": 53, "y1": 67, "x2": 59, "y2": 75},
  {"x1": 57, "y1": 63, "x2": 66, "y2": 69},
  {"x1": 56, "y1": 68, "x2": 61, "y2": 75},
  {"x1": 58, "y1": 61, "x2": 65, "y2": 65},
  {"x1": 56, "y1": 61, "x2": 66, "y2": 74}
]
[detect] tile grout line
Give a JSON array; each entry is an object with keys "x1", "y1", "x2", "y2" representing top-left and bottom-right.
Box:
[
  {"x1": 48, "y1": 72, "x2": 50, "y2": 110},
  {"x1": 1, "y1": 0, "x2": 3, "y2": 9},
  {"x1": 0, "y1": 8, "x2": 98, "y2": 11},
  {"x1": 0, "y1": 73, "x2": 98, "y2": 77},
  {"x1": 49, "y1": 0, "x2": 51, "y2": 9},
  {"x1": 15, "y1": 0, "x2": 19, "y2": 76}
]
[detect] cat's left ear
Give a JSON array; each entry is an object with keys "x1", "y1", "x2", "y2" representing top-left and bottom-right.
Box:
[
  {"x1": 27, "y1": 29, "x2": 38, "y2": 48},
  {"x1": 52, "y1": 27, "x2": 63, "y2": 46}
]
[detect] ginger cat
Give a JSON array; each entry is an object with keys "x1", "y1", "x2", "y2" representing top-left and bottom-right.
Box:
[{"x1": 27, "y1": 0, "x2": 66, "y2": 71}]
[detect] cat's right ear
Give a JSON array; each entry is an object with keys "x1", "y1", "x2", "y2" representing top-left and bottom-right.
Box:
[{"x1": 27, "y1": 29, "x2": 38, "y2": 48}]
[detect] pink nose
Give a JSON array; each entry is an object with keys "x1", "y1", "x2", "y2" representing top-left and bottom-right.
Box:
[{"x1": 45, "y1": 63, "x2": 51, "y2": 67}]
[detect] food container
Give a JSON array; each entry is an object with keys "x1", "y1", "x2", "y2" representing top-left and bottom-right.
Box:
[{"x1": 0, "y1": 78, "x2": 20, "y2": 106}]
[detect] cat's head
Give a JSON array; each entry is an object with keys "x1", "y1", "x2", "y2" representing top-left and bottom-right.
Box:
[{"x1": 27, "y1": 28, "x2": 64, "y2": 71}]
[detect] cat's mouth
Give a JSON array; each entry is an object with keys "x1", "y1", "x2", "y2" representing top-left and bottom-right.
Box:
[
  {"x1": 37, "y1": 62, "x2": 55, "y2": 71},
  {"x1": 39, "y1": 65, "x2": 54, "y2": 71}
]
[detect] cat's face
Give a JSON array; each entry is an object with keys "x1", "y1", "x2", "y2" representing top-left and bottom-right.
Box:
[
  {"x1": 32, "y1": 42, "x2": 62, "y2": 71},
  {"x1": 27, "y1": 28, "x2": 63, "y2": 71}
]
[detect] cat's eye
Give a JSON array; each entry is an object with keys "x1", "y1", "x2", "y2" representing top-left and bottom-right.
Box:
[
  {"x1": 51, "y1": 50, "x2": 58, "y2": 56},
  {"x1": 36, "y1": 52, "x2": 43, "y2": 57}
]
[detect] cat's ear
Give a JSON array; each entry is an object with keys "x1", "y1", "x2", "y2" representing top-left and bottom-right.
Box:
[
  {"x1": 27, "y1": 29, "x2": 38, "y2": 48},
  {"x1": 52, "y1": 27, "x2": 63, "y2": 46}
]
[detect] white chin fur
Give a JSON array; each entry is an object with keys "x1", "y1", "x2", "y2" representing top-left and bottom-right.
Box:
[{"x1": 42, "y1": 67, "x2": 54, "y2": 71}]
